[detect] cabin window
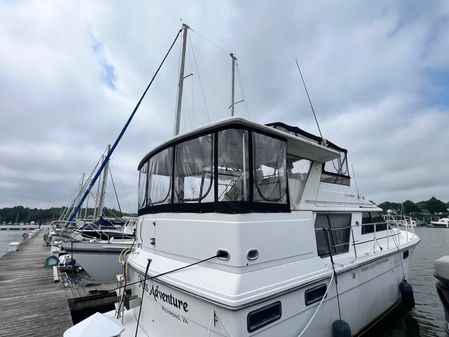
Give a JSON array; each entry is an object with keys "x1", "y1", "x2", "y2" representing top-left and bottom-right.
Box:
[
  {"x1": 217, "y1": 129, "x2": 250, "y2": 201},
  {"x1": 138, "y1": 162, "x2": 148, "y2": 209},
  {"x1": 305, "y1": 284, "x2": 327, "y2": 306},
  {"x1": 147, "y1": 148, "x2": 172, "y2": 206},
  {"x1": 137, "y1": 125, "x2": 289, "y2": 214},
  {"x1": 320, "y1": 150, "x2": 350, "y2": 186},
  {"x1": 361, "y1": 212, "x2": 388, "y2": 234},
  {"x1": 247, "y1": 301, "x2": 282, "y2": 332},
  {"x1": 315, "y1": 213, "x2": 351, "y2": 257},
  {"x1": 253, "y1": 133, "x2": 287, "y2": 204},
  {"x1": 174, "y1": 134, "x2": 214, "y2": 203},
  {"x1": 287, "y1": 155, "x2": 311, "y2": 205}
]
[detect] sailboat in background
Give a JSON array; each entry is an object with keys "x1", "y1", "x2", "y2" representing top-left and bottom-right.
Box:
[{"x1": 45, "y1": 145, "x2": 137, "y2": 282}]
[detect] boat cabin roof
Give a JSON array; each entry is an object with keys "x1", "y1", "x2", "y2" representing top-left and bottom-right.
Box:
[{"x1": 138, "y1": 117, "x2": 340, "y2": 169}]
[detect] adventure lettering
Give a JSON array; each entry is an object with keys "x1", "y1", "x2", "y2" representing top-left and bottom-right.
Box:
[{"x1": 138, "y1": 275, "x2": 189, "y2": 312}]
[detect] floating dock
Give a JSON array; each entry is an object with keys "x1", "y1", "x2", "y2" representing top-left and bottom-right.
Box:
[
  {"x1": 65, "y1": 278, "x2": 119, "y2": 323},
  {"x1": 0, "y1": 224, "x2": 41, "y2": 231},
  {"x1": 0, "y1": 228, "x2": 73, "y2": 337}
]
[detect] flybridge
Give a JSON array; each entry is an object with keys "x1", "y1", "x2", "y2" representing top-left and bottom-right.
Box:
[
  {"x1": 137, "y1": 117, "x2": 344, "y2": 215},
  {"x1": 267, "y1": 122, "x2": 351, "y2": 186}
]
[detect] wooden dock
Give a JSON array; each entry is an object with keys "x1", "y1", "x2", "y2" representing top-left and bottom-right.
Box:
[
  {"x1": 0, "y1": 228, "x2": 73, "y2": 337},
  {"x1": 0, "y1": 224, "x2": 41, "y2": 231},
  {"x1": 64, "y1": 278, "x2": 119, "y2": 320}
]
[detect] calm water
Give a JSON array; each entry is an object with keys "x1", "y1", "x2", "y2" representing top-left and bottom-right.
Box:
[
  {"x1": 0, "y1": 230, "x2": 24, "y2": 257},
  {"x1": 364, "y1": 227, "x2": 448, "y2": 337},
  {"x1": 0, "y1": 227, "x2": 447, "y2": 335}
]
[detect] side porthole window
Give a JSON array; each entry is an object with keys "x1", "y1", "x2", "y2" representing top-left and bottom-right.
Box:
[
  {"x1": 403, "y1": 250, "x2": 409, "y2": 260},
  {"x1": 305, "y1": 284, "x2": 327, "y2": 306},
  {"x1": 247, "y1": 301, "x2": 282, "y2": 333}
]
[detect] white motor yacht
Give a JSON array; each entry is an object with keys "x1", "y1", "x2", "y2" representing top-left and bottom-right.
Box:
[
  {"x1": 431, "y1": 218, "x2": 449, "y2": 228},
  {"x1": 97, "y1": 117, "x2": 420, "y2": 337}
]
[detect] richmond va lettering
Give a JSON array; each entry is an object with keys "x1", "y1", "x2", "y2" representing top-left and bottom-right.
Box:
[{"x1": 139, "y1": 276, "x2": 189, "y2": 312}]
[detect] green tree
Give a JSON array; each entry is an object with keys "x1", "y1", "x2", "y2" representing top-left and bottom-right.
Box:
[
  {"x1": 378, "y1": 201, "x2": 401, "y2": 213},
  {"x1": 426, "y1": 196, "x2": 447, "y2": 214},
  {"x1": 403, "y1": 200, "x2": 420, "y2": 214}
]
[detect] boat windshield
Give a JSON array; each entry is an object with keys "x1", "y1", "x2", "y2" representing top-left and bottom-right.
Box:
[{"x1": 138, "y1": 126, "x2": 289, "y2": 214}]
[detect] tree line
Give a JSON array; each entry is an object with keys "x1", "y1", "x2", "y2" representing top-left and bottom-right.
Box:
[
  {"x1": 0, "y1": 197, "x2": 447, "y2": 223},
  {"x1": 0, "y1": 206, "x2": 135, "y2": 224},
  {"x1": 378, "y1": 197, "x2": 449, "y2": 215}
]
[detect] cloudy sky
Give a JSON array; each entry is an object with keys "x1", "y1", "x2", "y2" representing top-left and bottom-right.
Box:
[{"x1": 1, "y1": 0, "x2": 448, "y2": 211}]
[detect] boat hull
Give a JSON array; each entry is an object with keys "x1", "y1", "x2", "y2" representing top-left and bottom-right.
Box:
[
  {"x1": 62, "y1": 242, "x2": 132, "y2": 282},
  {"x1": 121, "y1": 244, "x2": 416, "y2": 337},
  {"x1": 434, "y1": 256, "x2": 449, "y2": 334},
  {"x1": 431, "y1": 222, "x2": 449, "y2": 228}
]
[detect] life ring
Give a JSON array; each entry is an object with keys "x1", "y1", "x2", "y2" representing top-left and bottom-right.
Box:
[{"x1": 22, "y1": 232, "x2": 29, "y2": 240}]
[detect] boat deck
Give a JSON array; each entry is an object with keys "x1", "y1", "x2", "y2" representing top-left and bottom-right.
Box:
[{"x1": 0, "y1": 228, "x2": 73, "y2": 337}]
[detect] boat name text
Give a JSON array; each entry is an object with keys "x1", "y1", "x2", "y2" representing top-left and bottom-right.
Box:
[{"x1": 138, "y1": 275, "x2": 189, "y2": 312}]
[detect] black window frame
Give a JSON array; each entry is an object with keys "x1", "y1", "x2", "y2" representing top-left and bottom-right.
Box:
[
  {"x1": 361, "y1": 212, "x2": 388, "y2": 235},
  {"x1": 137, "y1": 123, "x2": 291, "y2": 215},
  {"x1": 315, "y1": 213, "x2": 352, "y2": 258},
  {"x1": 266, "y1": 122, "x2": 351, "y2": 186},
  {"x1": 247, "y1": 301, "x2": 282, "y2": 333},
  {"x1": 305, "y1": 284, "x2": 327, "y2": 306}
]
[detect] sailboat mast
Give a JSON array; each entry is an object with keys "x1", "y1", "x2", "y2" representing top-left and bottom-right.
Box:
[
  {"x1": 95, "y1": 144, "x2": 110, "y2": 220},
  {"x1": 230, "y1": 53, "x2": 237, "y2": 117},
  {"x1": 76, "y1": 173, "x2": 85, "y2": 221},
  {"x1": 66, "y1": 27, "x2": 182, "y2": 223},
  {"x1": 174, "y1": 24, "x2": 189, "y2": 136}
]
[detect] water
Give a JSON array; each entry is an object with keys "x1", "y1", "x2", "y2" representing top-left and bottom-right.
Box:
[
  {"x1": 365, "y1": 227, "x2": 448, "y2": 337},
  {"x1": 0, "y1": 230, "x2": 24, "y2": 257},
  {"x1": 0, "y1": 228, "x2": 447, "y2": 335}
]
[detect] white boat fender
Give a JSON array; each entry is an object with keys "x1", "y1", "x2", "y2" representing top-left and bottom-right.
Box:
[
  {"x1": 332, "y1": 319, "x2": 351, "y2": 337},
  {"x1": 399, "y1": 279, "x2": 415, "y2": 309}
]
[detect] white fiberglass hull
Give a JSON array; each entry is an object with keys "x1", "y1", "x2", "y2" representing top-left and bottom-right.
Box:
[
  {"x1": 119, "y1": 244, "x2": 416, "y2": 337},
  {"x1": 431, "y1": 221, "x2": 449, "y2": 228},
  {"x1": 63, "y1": 241, "x2": 132, "y2": 282}
]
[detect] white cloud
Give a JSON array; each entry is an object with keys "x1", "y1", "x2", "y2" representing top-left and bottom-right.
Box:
[{"x1": 1, "y1": 0, "x2": 449, "y2": 211}]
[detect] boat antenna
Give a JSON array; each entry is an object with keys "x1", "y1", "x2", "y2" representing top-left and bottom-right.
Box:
[
  {"x1": 229, "y1": 53, "x2": 244, "y2": 116},
  {"x1": 295, "y1": 58, "x2": 324, "y2": 142},
  {"x1": 174, "y1": 23, "x2": 189, "y2": 135},
  {"x1": 66, "y1": 26, "x2": 182, "y2": 222},
  {"x1": 230, "y1": 53, "x2": 237, "y2": 116}
]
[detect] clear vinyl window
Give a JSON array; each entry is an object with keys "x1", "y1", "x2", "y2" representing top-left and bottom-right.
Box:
[
  {"x1": 147, "y1": 148, "x2": 172, "y2": 206},
  {"x1": 287, "y1": 155, "x2": 311, "y2": 205},
  {"x1": 174, "y1": 134, "x2": 214, "y2": 203},
  {"x1": 217, "y1": 129, "x2": 250, "y2": 202},
  {"x1": 253, "y1": 132, "x2": 287, "y2": 204},
  {"x1": 137, "y1": 127, "x2": 290, "y2": 213},
  {"x1": 138, "y1": 162, "x2": 148, "y2": 209}
]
